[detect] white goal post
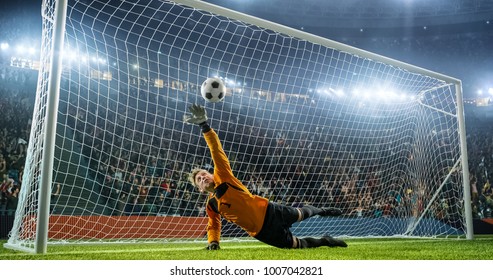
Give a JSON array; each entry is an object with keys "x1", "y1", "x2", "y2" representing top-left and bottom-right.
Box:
[{"x1": 5, "y1": 0, "x2": 473, "y2": 254}]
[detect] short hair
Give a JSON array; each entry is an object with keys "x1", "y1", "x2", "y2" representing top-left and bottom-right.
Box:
[{"x1": 188, "y1": 168, "x2": 204, "y2": 187}]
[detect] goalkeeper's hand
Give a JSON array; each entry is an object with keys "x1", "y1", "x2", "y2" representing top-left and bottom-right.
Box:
[
  {"x1": 206, "y1": 241, "x2": 220, "y2": 250},
  {"x1": 183, "y1": 104, "x2": 208, "y2": 125}
]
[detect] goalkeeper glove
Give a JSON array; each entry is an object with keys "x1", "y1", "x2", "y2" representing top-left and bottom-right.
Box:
[
  {"x1": 206, "y1": 241, "x2": 220, "y2": 250},
  {"x1": 183, "y1": 104, "x2": 208, "y2": 125}
]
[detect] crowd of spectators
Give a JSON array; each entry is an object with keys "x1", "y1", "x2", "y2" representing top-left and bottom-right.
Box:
[
  {"x1": 51, "y1": 71, "x2": 485, "y2": 225},
  {"x1": 0, "y1": 5, "x2": 38, "y2": 220},
  {"x1": 0, "y1": 59, "x2": 34, "y2": 215},
  {"x1": 1, "y1": 6, "x2": 492, "y2": 229},
  {"x1": 2, "y1": 60, "x2": 486, "y2": 224},
  {"x1": 464, "y1": 106, "x2": 493, "y2": 219}
]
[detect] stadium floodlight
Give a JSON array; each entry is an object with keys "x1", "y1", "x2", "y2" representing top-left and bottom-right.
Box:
[
  {"x1": 15, "y1": 45, "x2": 26, "y2": 54},
  {"x1": 1, "y1": 42, "x2": 9, "y2": 50},
  {"x1": 62, "y1": 49, "x2": 76, "y2": 61},
  {"x1": 5, "y1": 0, "x2": 473, "y2": 254}
]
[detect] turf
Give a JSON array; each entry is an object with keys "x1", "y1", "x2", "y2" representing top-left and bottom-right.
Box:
[{"x1": 1, "y1": 235, "x2": 492, "y2": 260}]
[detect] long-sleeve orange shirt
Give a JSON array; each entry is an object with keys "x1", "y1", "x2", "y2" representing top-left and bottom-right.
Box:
[{"x1": 203, "y1": 128, "x2": 269, "y2": 243}]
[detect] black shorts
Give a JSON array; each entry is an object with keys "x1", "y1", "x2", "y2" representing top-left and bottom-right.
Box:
[{"x1": 254, "y1": 202, "x2": 300, "y2": 248}]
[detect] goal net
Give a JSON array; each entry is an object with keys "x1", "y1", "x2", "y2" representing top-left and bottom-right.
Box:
[{"x1": 6, "y1": 0, "x2": 472, "y2": 253}]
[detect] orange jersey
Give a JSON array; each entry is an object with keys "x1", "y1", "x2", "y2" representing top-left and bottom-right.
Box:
[{"x1": 203, "y1": 128, "x2": 269, "y2": 243}]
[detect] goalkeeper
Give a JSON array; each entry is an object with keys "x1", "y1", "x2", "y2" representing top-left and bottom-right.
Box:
[{"x1": 184, "y1": 104, "x2": 347, "y2": 250}]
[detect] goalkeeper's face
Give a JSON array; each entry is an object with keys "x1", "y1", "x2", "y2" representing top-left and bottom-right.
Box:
[{"x1": 195, "y1": 170, "x2": 215, "y2": 193}]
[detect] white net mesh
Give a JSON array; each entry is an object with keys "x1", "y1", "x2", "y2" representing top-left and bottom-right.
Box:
[{"x1": 7, "y1": 0, "x2": 468, "y2": 251}]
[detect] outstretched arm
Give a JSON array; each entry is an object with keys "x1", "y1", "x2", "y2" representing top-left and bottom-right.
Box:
[{"x1": 183, "y1": 104, "x2": 233, "y2": 179}]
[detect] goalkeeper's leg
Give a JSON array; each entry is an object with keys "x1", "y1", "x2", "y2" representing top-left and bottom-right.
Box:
[
  {"x1": 296, "y1": 236, "x2": 348, "y2": 248},
  {"x1": 298, "y1": 205, "x2": 342, "y2": 221}
]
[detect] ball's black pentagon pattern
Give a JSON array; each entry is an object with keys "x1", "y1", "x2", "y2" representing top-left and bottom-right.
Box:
[
  {"x1": 217, "y1": 91, "x2": 223, "y2": 99},
  {"x1": 205, "y1": 92, "x2": 213, "y2": 99},
  {"x1": 211, "y1": 81, "x2": 220, "y2": 88}
]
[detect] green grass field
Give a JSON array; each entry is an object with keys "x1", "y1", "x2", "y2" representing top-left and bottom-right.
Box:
[{"x1": 1, "y1": 235, "x2": 492, "y2": 260}]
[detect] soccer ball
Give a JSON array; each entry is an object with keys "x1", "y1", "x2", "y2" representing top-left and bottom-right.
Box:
[{"x1": 200, "y1": 77, "x2": 226, "y2": 103}]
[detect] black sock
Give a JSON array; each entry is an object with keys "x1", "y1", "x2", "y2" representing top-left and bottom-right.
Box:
[
  {"x1": 300, "y1": 205, "x2": 323, "y2": 220},
  {"x1": 298, "y1": 237, "x2": 324, "y2": 248},
  {"x1": 298, "y1": 236, "x2": 346, "y2": 248}
]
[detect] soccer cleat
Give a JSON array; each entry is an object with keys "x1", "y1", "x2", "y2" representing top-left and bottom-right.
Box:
[
  {"x1": 323, "y1": 236, "x2": 348, "y2": 248},
  {"x1": 319, "y1": 207, "x2": 343, "y2": 217}
]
